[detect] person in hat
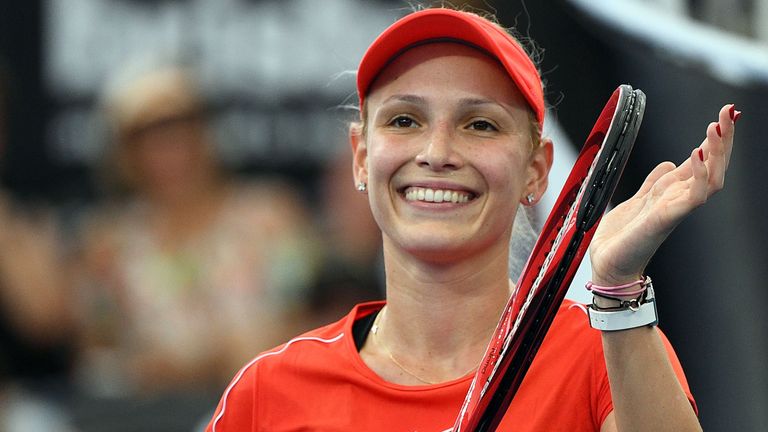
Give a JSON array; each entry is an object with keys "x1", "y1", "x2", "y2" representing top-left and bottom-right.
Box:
[
  {"x1": 207, "y1": 7, "x2": 736, "y2": 431},
  {"x1": 75, "y1": 65, "x2": 317, "y2": 395}
]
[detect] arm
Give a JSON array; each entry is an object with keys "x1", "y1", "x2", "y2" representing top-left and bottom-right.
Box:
[
  {"x1": 599, "y1": 327, "x2": 698, "y2": 432},
  {"x1": 590, "y1": 104, "x2": 738, "y2": 431},
  {"x1": 0, "y1": 203, "x2": 74, "y2": 341}
]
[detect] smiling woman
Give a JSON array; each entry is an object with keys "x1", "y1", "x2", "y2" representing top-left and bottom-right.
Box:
[
  {"x1": 353, "y1": 42, "x2": 547, "y2": 266},
  {"x1": 207, "y1": 7, "x2": 736, "y2": 432}
]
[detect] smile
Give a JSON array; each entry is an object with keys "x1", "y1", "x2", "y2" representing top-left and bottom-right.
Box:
[{"x1": 404, "y1": 187, "x2": 474, "y2": 203}]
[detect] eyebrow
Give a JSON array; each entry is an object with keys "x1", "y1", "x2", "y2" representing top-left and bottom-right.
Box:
[
  {"x1": 458, "y1": 97, "x2": 522, "y2": 121},
  {"x1": 380, "y1": 94, "x2": 504, "y2": 109},
  {"x1": 457, "y1": 97, "x2": 504, "y2": 109},
  {"x1": 380, "y1": 94, "x2": 427, "y2": 106}
]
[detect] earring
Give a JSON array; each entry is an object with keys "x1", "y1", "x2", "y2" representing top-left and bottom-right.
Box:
[
  {"x1": 357, "y1": 182, "x2": 367, "y2": 192},
  {"x1": 526, "y1": 193, "x2": 535, "y2": 204}
]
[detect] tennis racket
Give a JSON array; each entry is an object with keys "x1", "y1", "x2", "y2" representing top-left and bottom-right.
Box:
[{"x1": 453, "y1": 84, "x2": 646, "y2": 431}]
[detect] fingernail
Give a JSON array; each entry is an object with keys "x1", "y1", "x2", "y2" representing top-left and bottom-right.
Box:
[
  {"x1": 733, "y1": 110, "x2": 742, "y2": 123},
  {"x1": 716, "y1": 124, "x2": 721, "y2": 137},
  {"x1": 729, "y1": 104, "x2": 736, "y2": 120},
  {"x1": 698, "y1": 148, "x2": 704, "y2": 161}
]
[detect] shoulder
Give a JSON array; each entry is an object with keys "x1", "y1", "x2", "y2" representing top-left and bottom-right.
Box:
[
  {"x1": 236, "y1": 322, "x2": 346, "y2": 382},
  {"x1": 223, "y1": 302, "x2": 382, "y2": 390},
  {"x1": 208, "y1": 318, "x2": 348, "y2": 428},
  {"x1": 208, "y1": 303, "x2": 382, "y2": 430}
]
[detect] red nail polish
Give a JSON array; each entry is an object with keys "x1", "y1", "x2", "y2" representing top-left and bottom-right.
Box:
[
  {"x1": 698, "y1": 148, "x2": 704, "y2": 161},
  {"x1": 729, "y1": 105, "x2": 736, "y2": 120},
  {"x1": 716, "y1": 124, "x2": 721, "y2": 137},
  {"x1": 734, "y1": 111, "x2": 742, "y2": 123}
]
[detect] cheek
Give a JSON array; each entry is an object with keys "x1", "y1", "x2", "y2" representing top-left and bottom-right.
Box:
[
  {"x1": 363, "y1": 138, "x2": 410, "y2": 228},
  {"x1": 365, "y1": 139, "x2": 407, "y2": 184},
  {"x1": 473, "y1": 146, "x2": 530, "y2": 192}
]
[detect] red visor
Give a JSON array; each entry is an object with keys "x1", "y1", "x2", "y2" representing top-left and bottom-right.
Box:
[{"x1": 357, "y1": 8, "x2": 545, "y2": 125}]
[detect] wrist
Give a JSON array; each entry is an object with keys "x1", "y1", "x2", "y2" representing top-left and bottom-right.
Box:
[
  {"x1": 592, "y1": 293, "x2": 633, "y2": 309},
  {"x1": 586, "y1": 275, "x2": 648, "y2": 299},
  {"x1": 587, "y1": 277, "x2": 658, "y2": 332},
  {"x1": 590, "y1": 273, "x2": 644, "y2": 290}
]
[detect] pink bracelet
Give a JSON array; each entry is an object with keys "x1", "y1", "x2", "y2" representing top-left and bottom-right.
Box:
[{"x1": 586, "y1": 277, "x2": 649, "y2": 298}]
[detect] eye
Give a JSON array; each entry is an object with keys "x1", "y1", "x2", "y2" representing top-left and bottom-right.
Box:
[
  {"x1": 467, "y1": 120, "x2": 498, "y2": 132},
  {"x1": 388, "y1": 115, "x2": 418, "y2": 129}
]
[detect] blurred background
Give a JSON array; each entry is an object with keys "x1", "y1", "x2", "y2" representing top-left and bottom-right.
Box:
[{"x1": 0, "y1": 0, "x2": 765, "y2": 431}]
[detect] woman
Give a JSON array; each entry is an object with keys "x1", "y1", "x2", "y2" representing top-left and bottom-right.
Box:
[
  {"x1": 76, "y1": 65, "x2": 316, "y2": 394},
  {"x1": 207, "y1": 8, "x2": 736, "y2": 431}
]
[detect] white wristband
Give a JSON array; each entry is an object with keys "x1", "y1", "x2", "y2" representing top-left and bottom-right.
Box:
[{"x1": 588, "y1": 286, "x2": 658, "y2": 331}]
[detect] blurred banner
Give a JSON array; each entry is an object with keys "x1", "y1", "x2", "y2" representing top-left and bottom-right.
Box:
[{"x1": 42, "y1": 0, "x2": 402, "y2": 171}]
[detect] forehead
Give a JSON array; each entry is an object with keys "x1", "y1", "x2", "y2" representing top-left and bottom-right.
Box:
[{"x1": 366, "y1": 42, "x2": 528, "y2": 110}]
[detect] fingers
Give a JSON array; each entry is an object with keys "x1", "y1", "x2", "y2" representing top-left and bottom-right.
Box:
[
  {"x1": 689, "y1": 146, "x2": 709, "y2": 206},
  {"x1": 635, "y1": 103, "x2": 737, "y2": 205}
]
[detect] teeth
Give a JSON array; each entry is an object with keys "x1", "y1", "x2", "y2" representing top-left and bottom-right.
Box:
[{"x1": 405, "y1": 187, "x2": 471, "y2": 203}]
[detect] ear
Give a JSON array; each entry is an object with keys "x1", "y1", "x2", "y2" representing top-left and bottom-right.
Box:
[
  {"x1": 349, "y1": 123, "x2": 368, "y2": 187},
  {"x1": 522, "y1": 137, "x2": 554, "y2": 205}
]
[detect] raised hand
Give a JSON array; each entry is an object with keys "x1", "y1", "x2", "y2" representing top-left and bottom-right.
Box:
[{"x1": 589, "y1": 104, "x2": 739, "y2": 287}]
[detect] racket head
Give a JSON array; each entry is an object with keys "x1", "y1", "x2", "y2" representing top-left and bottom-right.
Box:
[
  {"x1": 577, "y1": 84, "x2": 646, "y2": 231},
  {"x1": 454, "y1": 84, "x2": 645, "y2": 432}
]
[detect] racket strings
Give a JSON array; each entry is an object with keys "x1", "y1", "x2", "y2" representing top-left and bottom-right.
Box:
[{"x1": 507, "y1": 173, "x2": 590, "y2": 346}]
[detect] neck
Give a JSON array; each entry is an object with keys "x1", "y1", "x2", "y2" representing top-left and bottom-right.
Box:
[{"x1": 376, "y1": 236, "x2": 512, "y2": 373}]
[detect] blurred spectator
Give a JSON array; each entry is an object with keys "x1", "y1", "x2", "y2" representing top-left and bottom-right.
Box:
[
  {"x1": 73, "y1": 64, "x2": 318, "y2": 397},
  {"x1": 0, "y1": 57, "x2": 77, "y2": 431},
  {"x1": 305, "y1": 145, "x2": 383, "y2": 326}
]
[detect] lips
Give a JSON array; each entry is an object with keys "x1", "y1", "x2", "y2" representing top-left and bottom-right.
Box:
[{"x1": 403, "y1": 186, "x2": 475, "y2": 203}]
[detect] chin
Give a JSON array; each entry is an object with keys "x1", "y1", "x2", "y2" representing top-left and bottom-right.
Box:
[{"x1": 399, "y1": 235, "x2": 486, "y2": 264}]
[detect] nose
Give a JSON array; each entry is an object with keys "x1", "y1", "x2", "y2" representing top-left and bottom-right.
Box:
[{"x1": 415, "y1": 123, "x2": 463, "y2": 171}]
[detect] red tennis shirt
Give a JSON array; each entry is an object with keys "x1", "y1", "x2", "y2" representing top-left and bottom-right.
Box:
[{"x1": 206, "y1": 300, "x2": 695, "y2": 431}]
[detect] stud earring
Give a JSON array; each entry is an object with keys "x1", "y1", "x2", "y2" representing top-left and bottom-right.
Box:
[
  {"x1": 357, "y1": 182, "x2": 367, "y2": 192},
  {"x1": 526, "y1": 193, "x2": 535, "y2": 204}
]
